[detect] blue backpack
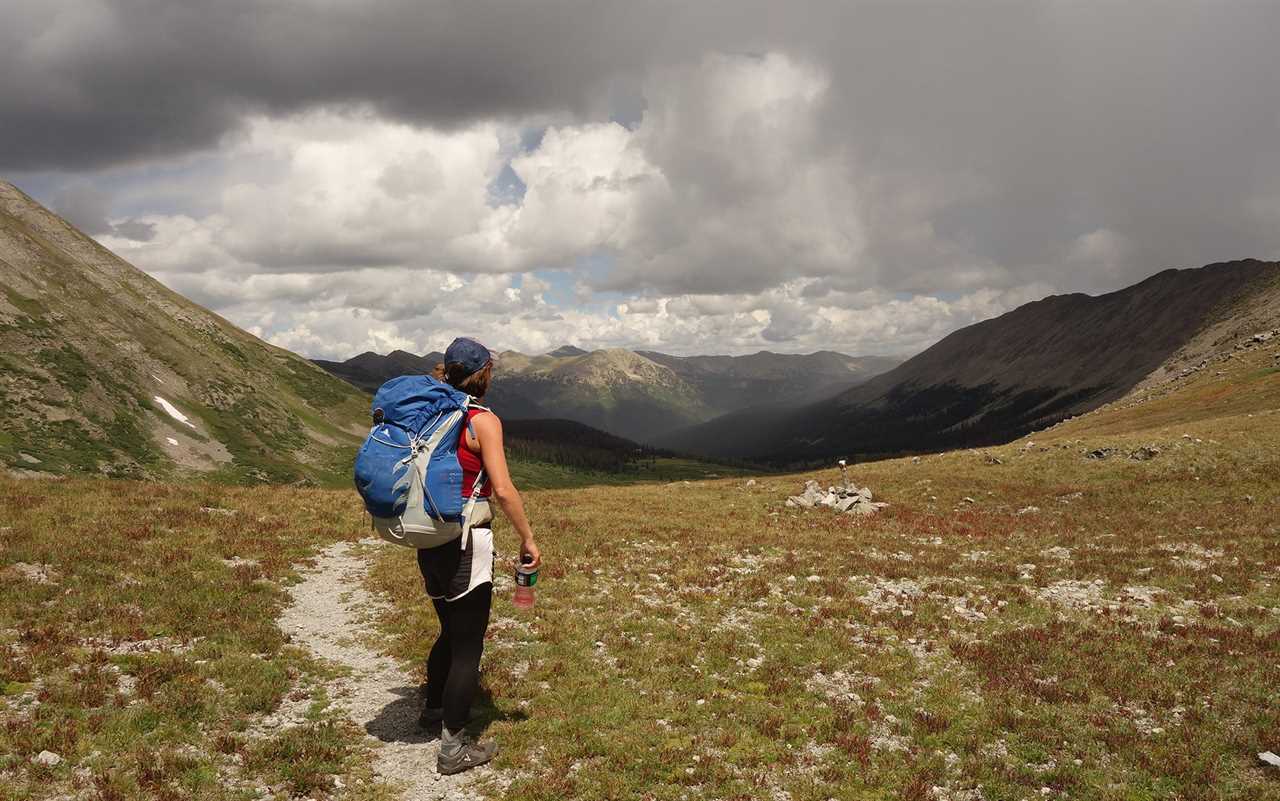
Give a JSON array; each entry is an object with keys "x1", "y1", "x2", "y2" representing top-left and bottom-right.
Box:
[{"x1": 353, "y1": 375, "x2": 491, "y2": 549}]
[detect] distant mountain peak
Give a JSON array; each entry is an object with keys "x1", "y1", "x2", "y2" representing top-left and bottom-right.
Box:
[
  {"x1": 666, "y1": 258, "x2": 1280, "y2": 462},
  {"x1": 314, "y1": 343, "x2": 900, "y2": 443}
]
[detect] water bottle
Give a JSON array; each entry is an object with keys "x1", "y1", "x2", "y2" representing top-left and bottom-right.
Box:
[{"x1": 513, "y1": 554, "x2": 537, "y2": 609}]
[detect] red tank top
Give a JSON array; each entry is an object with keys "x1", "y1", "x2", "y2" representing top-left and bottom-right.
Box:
[{"x1": 458, "y1": 408, "x2": 492, "y2": 498}]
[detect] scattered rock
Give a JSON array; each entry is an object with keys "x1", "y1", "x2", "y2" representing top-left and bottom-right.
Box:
[
  {"x1": 961, "y1": 497, "x2": 976, "y2": 505},
  {"x1": 1040, "y1": 546, "x2": 1072, "y2": 562},
  {"x1": 8, "y1": 562, "x2": 58, "y2": 585},
  {"x1": 1017, "y1": 506, "x2": 1040, "y2": 515},
  {"x1": 1129, "y1": 445, "x2": 1161, "y2": 461},
  {"x1": 1035, "y1": 579, "x2": 1106, "y2": 610},
  {"x1": 805, "y1": 670, "x2": 870, "y2": 704},
  {"x1": 80, "y1": 636, "x2": 201, "y2": 656},
  {"x1": 33, "y1": 751, "x2": 62, "y2": 767},
  {"x1": 200, "y1": 506, "x2": 238, "y2": 516},
  {"x1": 1086, "y1": 448, "x2": 1116, "y2": 460}
]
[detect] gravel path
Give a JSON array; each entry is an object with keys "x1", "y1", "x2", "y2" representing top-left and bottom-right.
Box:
[{"x1": 280, "y1": 539, "x2": 498, "y2": 800}]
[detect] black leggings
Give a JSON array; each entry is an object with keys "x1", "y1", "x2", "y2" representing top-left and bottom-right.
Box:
[{"x1": 424, "y1": 583, "x2": 493, "y2": 731}]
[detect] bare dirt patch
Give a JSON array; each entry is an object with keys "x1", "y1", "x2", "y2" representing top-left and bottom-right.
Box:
[{"x1": 280, "y1": 539, "x2": 504, "y2": 800}]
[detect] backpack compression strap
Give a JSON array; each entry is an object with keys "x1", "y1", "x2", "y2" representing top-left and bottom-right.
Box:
[{"x1": 458, "y1": 468, "x2": 488, "y2": 551}]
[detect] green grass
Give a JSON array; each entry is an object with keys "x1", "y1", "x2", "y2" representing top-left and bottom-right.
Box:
[
  {"x1": 2, "y1": 286, "x2": 47, "y2": 317},
  {"x1": 35, "y1": 344, "x2": 93, "y2": 393},
  {"x1": 277, "y1": 356, "x2": 365, "y2": 411},
  {"x1": 362, "y1": 342, "x2": 1280, "y2": 801},
  {"x1": 0, "y1": 479, "x2": 390, "y2": 800},
  {"x1": 509, "y1": 455, "x2": 757, "y2": 490},
  {"x1": 0, "y1": 352, "x2": 43, "y2": 382},
  {"x1": 3, "y1": 341, "x2": 1277, "y2": 800}
]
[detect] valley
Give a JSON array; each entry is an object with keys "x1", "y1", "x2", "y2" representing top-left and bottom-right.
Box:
[
  {"x1": 3, "y1": 328, "x2": 1277, "y2": 800},
  {"x1": 666, "y1": 260, "x2": 1280, "y2": 465},
  {"x1": 7, "y1": 7, "x2": 1279, "y2": 800},
  {"x1": 2, "y1": 179, "x2": 1278, "y2": 801},
  {"x1": 316, "y1": 346, "x2": 898, "y2": 444},
  {"x1": 0, "y1": 183, "x2": 745, "y2": 489}
]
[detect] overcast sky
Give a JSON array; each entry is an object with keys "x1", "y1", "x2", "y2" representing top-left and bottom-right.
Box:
[{"x1": 4, "y1": 1, "x2": 1279, "y2": 359}]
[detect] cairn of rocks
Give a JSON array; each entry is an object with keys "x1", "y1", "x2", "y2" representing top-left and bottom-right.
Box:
[{"x1": 785, "y1": 478, "x2": 889, "y2": 516}]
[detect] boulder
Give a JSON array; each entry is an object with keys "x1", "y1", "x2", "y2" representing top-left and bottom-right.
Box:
[
  {"x1": 34, "y1": 751, "x2": 62, "y2": 767},
  {"x1": 1129, "y1": 445, "x2": 1161, "y2": 461},
  {"x1": 836, "y1": 496, "x2": 862, "y2": 513}
]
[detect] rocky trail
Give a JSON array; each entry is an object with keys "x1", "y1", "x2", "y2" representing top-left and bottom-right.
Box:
[{"x1": 279, "y1": 539, "x2": 500, "y2": 800}]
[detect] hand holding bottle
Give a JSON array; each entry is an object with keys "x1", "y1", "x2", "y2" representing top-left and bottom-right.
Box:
[{"x1": 521, "y1": 538, "x2": 541, "y2": 570}]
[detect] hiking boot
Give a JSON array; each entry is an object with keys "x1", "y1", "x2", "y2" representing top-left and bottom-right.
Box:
[
  {"x1": 417, "y1": 705, "x2": 443, "y2": 736},
  {"x1": 437, "y1": 728, "x2": 497, "y2": 775}
]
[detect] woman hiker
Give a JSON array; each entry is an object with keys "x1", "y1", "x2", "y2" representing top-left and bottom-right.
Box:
[{"x1": 416, "y1": 337, "x2": 542, "y2": 775}]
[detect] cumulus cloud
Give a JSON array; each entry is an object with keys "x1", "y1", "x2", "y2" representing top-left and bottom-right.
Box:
[
  {"x1": 606, "y1": 53, "x2": 864, "y2": 294},
  {"x1": 11, "y1": 2, "x2": 1280, "y2": 360}
]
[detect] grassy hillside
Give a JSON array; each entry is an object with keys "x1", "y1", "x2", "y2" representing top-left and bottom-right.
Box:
[
  {"x1": 2, "y1": 313, "x2": 1277, "y2": 800},
  {"x1": 503, "y1": 419, "x2": 756, "y2": 489},
  {"x1": 668, "y1": 260, "x2": 1280, "y2": 463},
  {"x1": 0, "y1": 181, "x2": 369, "y2": 486}
]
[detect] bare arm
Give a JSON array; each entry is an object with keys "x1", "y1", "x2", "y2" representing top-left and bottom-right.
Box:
[{"x1": 471, "y1": 412, "x2": 541, "y2": 569}]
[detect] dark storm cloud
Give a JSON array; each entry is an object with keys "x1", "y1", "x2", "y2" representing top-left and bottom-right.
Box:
[
  {"x1": 5, "y1": 0, "x2": 1280, "y2": 310},
  {"x1": 0, "y1": 0, "x2": 744, "y2": 170},
  {"x1": 52, "y1": 182, "x2": 155, "y2": 240},
  {"x1": 51, "y1": 181, "x2": 113, "y2": 233}
]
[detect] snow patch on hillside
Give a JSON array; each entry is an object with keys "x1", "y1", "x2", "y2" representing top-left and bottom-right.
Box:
[{"x1": 154, "y1": 396, "x2": 196, "y2": 429}]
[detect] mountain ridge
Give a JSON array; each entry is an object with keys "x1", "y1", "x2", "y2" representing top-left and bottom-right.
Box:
[
  {"x1": 314, "y1": 344, "x2": 899, "y2": 442},
  {"x1": 662, "y1": 259, "x2": 1280, "y2": 463},
  {"x1": 0, "y1": 180, "x2": 368, "y2": 483}
]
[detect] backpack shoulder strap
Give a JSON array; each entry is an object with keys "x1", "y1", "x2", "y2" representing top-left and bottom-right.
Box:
[{"x1": 463, "y1": 401, "x2": 493, "y2": 438}]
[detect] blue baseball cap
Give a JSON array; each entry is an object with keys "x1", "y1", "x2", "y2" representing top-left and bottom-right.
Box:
[{"x1": 444, "y1": 337, "x2": 492, "y2": 375}]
